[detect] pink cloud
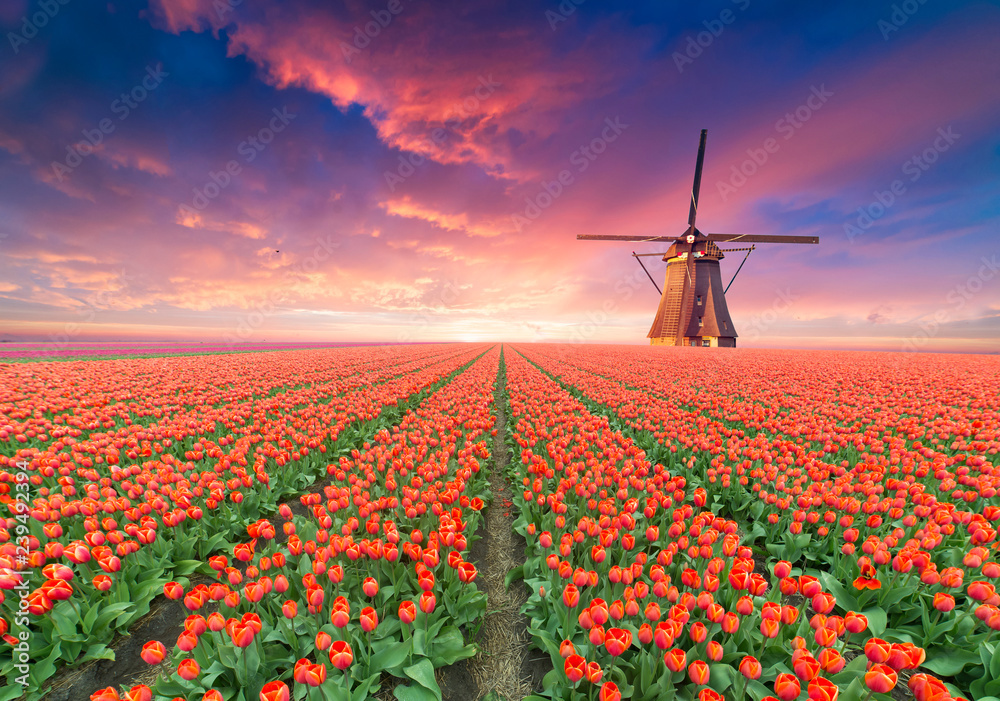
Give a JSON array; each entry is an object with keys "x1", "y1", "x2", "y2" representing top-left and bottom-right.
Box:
[{"x1": 148, "y1": 0, "x2": 637, "y2": 179}]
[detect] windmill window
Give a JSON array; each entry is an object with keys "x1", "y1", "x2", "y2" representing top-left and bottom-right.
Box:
[
  {"x1": 702, "y1": 339, "x2": 711, "y2": 347},
  {"x1": 723, "y1": 320, "x2": 728, "y2": 331},
  {"x1": 698, "y1": 317, "x2": 703, "y2": 327},
  {"x1": 696, "y1": 295, "x2": 703, "y2": 306}
]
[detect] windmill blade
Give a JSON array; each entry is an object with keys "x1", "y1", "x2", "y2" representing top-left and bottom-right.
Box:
[
  {"x1": 688, "y1": 129, "x2": 708, "y2": 230},
  {"x1": 705, "y1": 234, "x2": 819, "y2": 244},
  {"x1": 577, "y1": 234, "x2": 676, "y2": 242}
]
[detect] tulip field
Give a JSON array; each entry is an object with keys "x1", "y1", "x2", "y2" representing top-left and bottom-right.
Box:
[{"x1": 1, "y1": 344, "x2": 999, "y2": 701}]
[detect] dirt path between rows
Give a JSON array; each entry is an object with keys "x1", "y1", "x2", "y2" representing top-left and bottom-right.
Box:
[{"x1": 462, "y1": 347, "x2": 547, "y2": 701}]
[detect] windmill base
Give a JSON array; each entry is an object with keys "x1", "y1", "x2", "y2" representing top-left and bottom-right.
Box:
[{"x1": 650, "y1": 336, "x2": 736, "y2": 348}]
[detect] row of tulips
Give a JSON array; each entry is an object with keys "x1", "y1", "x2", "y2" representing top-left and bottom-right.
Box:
[
  {"x1": 513, "y1": 344, "x2": 999, "y2": 698},
  {"x1": 85, "y1": 346, "x2": 503, "y2": 701},
  {"x1": 0, "y1": 344, "x2": 491, "y2": 698},
  {"x1": 499, "y1": 347, "x2": 964, "y2": 701}
]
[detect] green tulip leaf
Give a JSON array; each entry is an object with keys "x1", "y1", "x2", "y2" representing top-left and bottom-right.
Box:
[{"x1": 403, "y1": 659, "x2": 441, "y2": 701}]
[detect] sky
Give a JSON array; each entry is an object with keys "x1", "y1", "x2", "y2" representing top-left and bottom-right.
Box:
[{"x1": 0, "y1": 0, "x2": 998, "y2": 352}]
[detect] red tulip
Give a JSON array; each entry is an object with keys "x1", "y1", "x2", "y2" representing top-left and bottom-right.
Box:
[
  {"x1": 604, "y1": 628, "x2": 632, "y2": 656},
  {"x1": 740, "y1": 656, "x2": 762, "y2": 680},
  {"x1": 586, "y1": 661, "x2": 603, "y2": 684},
  {"x1": 818, "y1": 649, "x2": 844, "y2": 674},
  {"x1": 844, "y1": 611, "x2": 868, "y2": 634},
  {"x1": 293, "y1": 658, "x2": 310, "y2": 684},
  {"x1": 458, "y1": 562, "x2": 478, "y2": 583},
  {"x1": 315, "y1": 632, "x2": 332, "y2": 652},
  {"x1": 207, "y1": 612, "x2": 226, "y2": 632},
  {"x1": 562, "y1": 583, "x2": 580, "y2": 608},
  {"x1": 229, "y1": 622, "x2": 254, "y2": 648},
  {"x1": 599, "y1": 681, "x2": 621, "y2": 701},
  {"x1": 140, "y1": 641, "x2": 167, "y2": 665},
  {"x1": 302, "y1": 662, "x2": 326, "y2": 686},
  {"x1": 176, "y1": 630, "x2": 198, "y2": 652},
  {"x1": 360, "y1": 606, "x2": 379, "y2": 632},
  {"x1": 807, "y1": 677, "x2": 838, "y2": 701},
  {"x1": 163, "y1": 582, "x2": 184, "y2": 600},
  {"x1": 886, "y1": 643, "x2": 926, "y2": 671},
  {"x1": 122, "y1": 685, "x2": 152, "y2": 701},
  {"x1": 185, "y1": 615, "x2": 207, "y2": 636},
  {"x1": 638, "y1": 623, "x2": 653, "y2": 645},
  {"x1": 260, "y1": 681, "x2": 290, "y2": 701},
  {"x1": 177, "y1": 659, "x2": 200, "y2": 681},
  {"x1": 865, "y1": 664, "x2": 897, "y2": 693},
  {"x1": 908, "y1": 673, "x2": 951, "y2": 701},
  {"x1": 932, "y1": 593, "x2": 955, "y2": 612},
  {"x1": 774, "y1": 673, "x2": 801, "y2": 700},
  {"x1": 399, "y1": 600, "x2": 416, "y2": 624},
  {"x1": 793, "y1": 653, "x2": 820, "y2": 682},
  {"x1": 565, "y1": 654, "x2": 586, "y2": 682},
  {"x1": 329, "y1": 640, "x2": 353, "y2": 670},
  {"x1": 864, "y1": 638, "x2": 890, "y2": 664},
  {"x1": 688, "y1": 660, "x2": 710, "y2": 685}
]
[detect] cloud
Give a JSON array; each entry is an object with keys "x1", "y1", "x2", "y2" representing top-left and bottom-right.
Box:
[{"x1": 147, "y1": 0, "x2": 636, "y2": 179}]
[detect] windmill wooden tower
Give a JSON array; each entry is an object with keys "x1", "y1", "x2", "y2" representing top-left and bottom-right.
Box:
[{"x1": 578, "y1": 129, "x2": 819, "y2": 347}]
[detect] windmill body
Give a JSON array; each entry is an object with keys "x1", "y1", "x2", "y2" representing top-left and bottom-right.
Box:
[
  {"x1": 578, "y1": 129, "x2": 818, "y2": 347},
  {"x1": 648, "y1": 235, "x2": 736, "y2": 347}
]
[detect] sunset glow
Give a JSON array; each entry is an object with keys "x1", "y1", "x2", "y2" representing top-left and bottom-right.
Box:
[{"x1": 1, "y1": 1, "x2": 998, "y2": 350}]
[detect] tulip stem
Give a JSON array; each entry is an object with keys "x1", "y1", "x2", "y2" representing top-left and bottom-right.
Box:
[
  {"x1": 66, "y1": 596, "x2": 83, "y2": 623},
  {"x1": 283, "y1": 615, "x2": 299, "y2": 654},
  {"x1": 366, "y1": 629, "x2": 373, "y2": 677},
  {"x1": 739, "y1": 674, "x2": 751, "y2": 700}
]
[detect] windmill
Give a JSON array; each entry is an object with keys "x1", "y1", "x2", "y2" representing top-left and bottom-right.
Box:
[{"x1": 578, "y1": 129, "x2": 819, "y2": 347}]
